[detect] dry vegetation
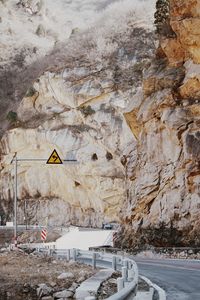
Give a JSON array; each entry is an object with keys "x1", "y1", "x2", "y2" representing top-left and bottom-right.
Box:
[
  {"x1": 0, "y1": 0, "x2": 155, "y2": 137},
  {"x1": 0, "y1": 250, "x2": 96, "y2": 300}
]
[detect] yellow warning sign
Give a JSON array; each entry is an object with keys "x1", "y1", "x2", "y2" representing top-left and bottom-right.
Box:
[{"x1": 46, "y1": 149, "x2": 63, "y2": 164}]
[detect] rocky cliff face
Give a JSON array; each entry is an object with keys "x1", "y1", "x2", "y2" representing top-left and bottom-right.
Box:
[
  {"x1": 0, "y1": 1, "x2": 155, "y2": 227},
  {"x1": 0, "y1": 0, "x2": 134, "y2": 137},
  {"x1": 1, "y1": 0, "x2": 199, "y2": 247},
  {"x1": 120, "y1": 0, "x2": 200, "y2": 247}
]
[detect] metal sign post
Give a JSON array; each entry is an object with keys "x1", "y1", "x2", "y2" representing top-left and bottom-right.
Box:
[
  {"x1": 14, "y1": 155, "x2": 17, "y2": 246},
  {"x1": 12, "y1": 149, "x2": 78, "y2": 246}
]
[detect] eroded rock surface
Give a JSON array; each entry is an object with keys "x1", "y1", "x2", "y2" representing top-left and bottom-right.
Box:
[
  {"x1": 1, "y1": 0, "x2": 199, "y2": 247},
  {"x1": 119, "y1": 0, "x2": 200, "y2": 247},
  {"x1": 0, "y1": 2, "x2": 155, "y2": 227}
]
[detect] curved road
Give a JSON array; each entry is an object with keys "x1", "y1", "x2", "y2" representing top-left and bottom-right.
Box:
[{"x1": 133, "y1": 257, "x2": 200, "y2": 300}]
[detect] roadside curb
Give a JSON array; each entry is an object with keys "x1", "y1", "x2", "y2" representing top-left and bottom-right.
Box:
[
  {"x1": 76, "y1": 269, "x2": 113, "y2": 299},
  {"x1": 140, "y1": 275, "x2": 166, "y2": 300}
]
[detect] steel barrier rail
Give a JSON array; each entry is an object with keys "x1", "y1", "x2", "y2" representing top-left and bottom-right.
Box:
[
  {"x1": 34, "y1": 247, "x2": 139, "y2": 300},
  {"x1": 70, "y1": 249, "x2": 139, "y2": 300},
  {"x1": 18, "y1": 243, "x2": 167, "y2": 299},
  {"x1": 106, "y1": 278, "x2": 138, "y2": 300}
]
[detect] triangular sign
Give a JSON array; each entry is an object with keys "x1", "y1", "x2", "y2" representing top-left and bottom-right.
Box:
[{"x1": 46, "y1": 149, "x2": 63, "y2": 164}]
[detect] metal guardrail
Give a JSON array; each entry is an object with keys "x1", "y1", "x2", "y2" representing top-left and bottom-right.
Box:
[
  {"x1": 34, "y1": 246, "x2": 139, "y2": 300},
  {"x1": 0, "y1": 225, "x2": 45, "y2": 231}
]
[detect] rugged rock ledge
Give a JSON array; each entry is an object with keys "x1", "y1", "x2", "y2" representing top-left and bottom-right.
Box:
[
  {"x1": 0, "y1": 3, "x2": 156, "y2": 228},
  {"x1": 0, "y1": 0, "x2": 199, "y2": 247},
  {"x1": 118, "y1": 0, "x2": 200, "y2": 248}
]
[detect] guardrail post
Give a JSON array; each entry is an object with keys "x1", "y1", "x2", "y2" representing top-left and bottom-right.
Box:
[
  {"x1": 117, "y1": 257, "x2": 122, "y2": 265},
  {"x1": 67, "y1": 249, "x2": 70, "y2": 261},
  {"x1": 128, "y1": 260, "x2": 132, "y2": 269},
  {"x1": 117, "y1": 277, "x2": 124, "y2": 292},
  {"x1": 123, "y1": 259, "x2": 129, "y2": 268},
  {"x1": 112, "y1": 256, "x2": 117, "y2": 270},
  {"x1": 128, "y1": 268, "x2": 134, "y2": 281},
  {"x1": 122, "y1": 266, "x2": 128, "y2": 282},
  {"x1": 72, "y1": 248, "x2": 77, "y2": 261},
  {"x1": 92, "y1": 252, "x2": 96, "y2": 269},
  {"x1": 134, "y1": 263, "x2": 139, "y2": 282},
  {"x1": 149, "y1": 287, "x2": 154, "y2": 296}
]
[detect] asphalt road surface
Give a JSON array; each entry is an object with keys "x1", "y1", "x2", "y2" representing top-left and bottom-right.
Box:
[{"x1": 134, "y1": 257, "x2": 200, "y2": 300}]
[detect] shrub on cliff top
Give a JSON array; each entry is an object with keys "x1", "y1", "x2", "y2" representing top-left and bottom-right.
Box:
[
  {"x1": 25, "y1": 86, "x2": 37, "y2": 97},
  {"x1": 6, "y1": 111, "x2": 18, "y2": 123},
  {"x1": 79, "y1": 105, "x2": 95, "y2": 117}
]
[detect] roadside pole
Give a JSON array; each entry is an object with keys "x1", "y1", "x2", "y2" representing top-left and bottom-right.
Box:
[
  {"x1": 11, "y1": 149, "x2": 78, "y2": 247},
  {"x1": 14, "y1": 155, "x2": 18, "y2": 247}
]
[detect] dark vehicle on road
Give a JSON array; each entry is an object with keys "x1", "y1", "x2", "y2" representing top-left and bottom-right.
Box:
[{"x1": 102, "y1": 223, "x2": 113, "y2": 230}]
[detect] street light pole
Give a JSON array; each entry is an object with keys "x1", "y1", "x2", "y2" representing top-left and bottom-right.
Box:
[{"x1": 14, "y1": 155, "x2": 18, "y2": 246}]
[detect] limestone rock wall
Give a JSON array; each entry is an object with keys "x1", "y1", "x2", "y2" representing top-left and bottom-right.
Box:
[
  {"x1": 0, "y1": 19, "x2": 155, "y2": 227},
  {"x1": 0, "y1": 69, "x2": 133, "y2": 226},
  {"x1": 119, "y1": 0, "x2": 200, "y2": 248},
  {"x1": 0, "y1": 0, "x2": 155, "y2": 138},
  {"x1": 2, "y1": 0, "x2": 199, "y2": 248},
  {"x1": 0, "y1": 0, "x2": 156, "y2": 228}
]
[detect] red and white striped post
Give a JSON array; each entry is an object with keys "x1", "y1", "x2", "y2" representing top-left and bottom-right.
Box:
[{"x1": 41, "y1": 228, "x2": 47, "y2": 242}]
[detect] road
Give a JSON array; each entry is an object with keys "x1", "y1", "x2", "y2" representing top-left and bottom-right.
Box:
[
  {"x1": 134, "y1": 257, "x2": 200, "y2": 300},
  {"x1": 2, "y1": 226, "x2": 199, "y2": 299}
]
